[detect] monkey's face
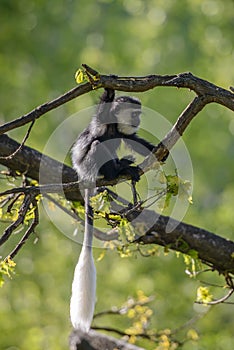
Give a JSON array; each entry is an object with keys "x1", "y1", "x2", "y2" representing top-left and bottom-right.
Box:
[{"x1": 116, "y1": 108, "x2": 141, "y2": 135}]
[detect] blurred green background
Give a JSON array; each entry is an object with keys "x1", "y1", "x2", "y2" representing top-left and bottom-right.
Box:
[{"x1": 0, "y1": 0, "x2": 234, "y2": 349}]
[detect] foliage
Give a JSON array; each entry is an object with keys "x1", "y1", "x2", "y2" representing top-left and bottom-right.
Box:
[
  {"x1": 0, "y1": 258, "x2": 16, "y2": 287},
  {"x1": 196, "y1": 286, "x2": 213, "y2": 304}
]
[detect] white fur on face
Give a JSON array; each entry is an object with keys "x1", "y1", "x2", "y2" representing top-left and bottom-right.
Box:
[{"x1": 116, "y1": 108, "x2": 141, "y2": 135}]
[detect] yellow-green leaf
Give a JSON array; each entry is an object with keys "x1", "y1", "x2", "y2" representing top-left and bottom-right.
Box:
[
  {"x1": 75, "y1": 68, "x2": 88, "y2": 84},
  {"x1": 196, "y1": 286, "x2": 213, "y2": 304}
]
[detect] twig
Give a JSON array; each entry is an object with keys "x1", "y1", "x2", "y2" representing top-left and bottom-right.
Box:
[
  {"x1": 44, "y1": 193, "x2": 79, "y2": 221},
  {"x1": 91, "y1": 326, "x2": 152, "y2": 340},
  {"x1": 171, "y1": 313, "x2": 206, "y2": 336},
  {"x1": 0, "y1": 194, "x2": 32, "y2": 246},
  {"x1": 195, "y1": 288, "x2": 234, "y2": 306},
  {"x1": 0, "y1": 83, "x2": 92, "y2": 135},
  {"x1": 5, "y1": 197, "x2": 39, "y2": 260},
  {"x1": 94, "y1": 296, "x2": 154, "y2": 319},
  {"x1": 0, "y1": 182, "x2": 79, "y2": 198},
  {"x1": 199, "y1": 280, "x2": 226, "y2": 288},
  {"x1": 0, "y1": 120, "x2": 35, "y2": 160}
]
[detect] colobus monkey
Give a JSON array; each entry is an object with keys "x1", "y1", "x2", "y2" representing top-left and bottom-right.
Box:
[{"x1": 70, "y1": 88, "x2": 155, "y2": 332}]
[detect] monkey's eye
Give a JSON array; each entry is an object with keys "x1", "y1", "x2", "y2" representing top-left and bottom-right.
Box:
[{"x1": 131, "y1": 111, "x2": 141, "y2": 119}]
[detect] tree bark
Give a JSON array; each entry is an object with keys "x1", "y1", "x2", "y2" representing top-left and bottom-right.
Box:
[
  {"x1": 1, "y1": 134, "x2": 234, "y2": 274},
  {"x1": 0, "y1": 134, "x2": 81, "y2": 202},
  {"x1": 69, "y1": 330, "x2": 144, "y2": 350}
]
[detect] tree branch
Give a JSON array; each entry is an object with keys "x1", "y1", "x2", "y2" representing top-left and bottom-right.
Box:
[
  {"x1": 69, "y1": 329, "x2": 145, "y2": 350},
  {"x1": 0, "y1": 68, "x2": 233, "y2": 136},
  {"x1": 1, "y1": 69, "x2": 234, "y2": 274},
  {"x1": 1, "y1": 135, "x2": 234, "y2": 274},
  {"x1": 1, "y1": 68, "x2": 233, "y2": 350},
  {"x1": 0, "y1": 194, "x2": 32, "y2": 246},
  {"x1": 5, "y1": 197, "x2": 39, "y2": 260},
  {"x1": 128, "y1": 208, "x2": 234, "y2": 275},
  {"x1": 0, "y1": 134, "x2": 81, "y2": 202},
  {"x1": 0, "y1": 83, "x2": 92, "y2": 135}
]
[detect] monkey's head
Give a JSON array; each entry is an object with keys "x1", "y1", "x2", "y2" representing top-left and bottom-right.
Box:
[{"x1": 112, "y1": 96, "x2": 142, "y2": 135}]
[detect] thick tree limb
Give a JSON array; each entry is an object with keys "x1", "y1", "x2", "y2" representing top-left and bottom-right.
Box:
[
  {"x1": 0, "y1": 134, "x2": 81, "y2": 202},
  {"x1": 128, "y1": 209, "x2": 234, "y2": 275},
  {"x1": 1, "y1": 135, "x2": 234, "y2": 274},
  {"x1": 69, "y1": 329, "x2": 144, "y2": 350}
]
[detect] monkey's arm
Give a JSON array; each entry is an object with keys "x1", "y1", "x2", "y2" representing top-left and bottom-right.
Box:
[{"x1": 124, "y1": 134, "x2": 155, "y2": 156}]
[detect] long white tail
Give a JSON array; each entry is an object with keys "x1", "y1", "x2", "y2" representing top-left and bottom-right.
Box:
[
  {"x1": 70, "y1": 189, "x2": 96, "y2": 332},
  {"x1": 70, "y1": 245, "x2": 96, "y2": 332}
]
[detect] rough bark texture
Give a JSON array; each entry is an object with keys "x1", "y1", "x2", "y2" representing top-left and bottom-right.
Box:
[
  {"x1": 1, "y1": 135, "x2": 234, "y2": 274},
  {"x1": 69, "y1": 330, "x2": 144, "y2": 350},
  {"x1": 0, "y1": 134, "x2": 81, "y2": 202},
  {"x1": 128, "y1": 209, "x2": 234, "y2": 274}
]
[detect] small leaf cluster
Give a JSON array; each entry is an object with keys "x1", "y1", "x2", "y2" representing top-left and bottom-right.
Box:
[
  {"x1": 124, "y1": 290, "x2": 154, "y2": 343},
  {"x1": 0, "y1": 258, "x2": 16, "y2": 287},
  {"x1": 159, "y1": 173, "x2": 193, "y2": 211},
  {"x1": 90, "y1": 190, "x2": 111, "y2": 215},
  {"x1": 196, "y1": 286, "x2": 213, "y2": 304},
  {"x1": 0, "y1": 194, "x2": 23, "y2": 223}
]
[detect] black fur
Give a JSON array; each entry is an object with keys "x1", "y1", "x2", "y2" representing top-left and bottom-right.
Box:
[{"x1": 72, "y1": 88, "x2": 155, "y2": 183}]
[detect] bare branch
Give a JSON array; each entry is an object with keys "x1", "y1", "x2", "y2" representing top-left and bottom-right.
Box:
[
  {"x1": 0, "y1": 120, "x2": 35, "y2": 160},
  {"x1": 195, "y1": 288, "x2": 234, "y2": 306},
  {"x1": 5, "y1": 197, "x2": 39, "y2": 260},
  {"x1": 0, "y1": 68, "x2": 233, "y2": 136},
  {"x1": 0, "y1": 194, "x2": 32, "y2": 246},
  {"x1": 0, "y1": 83, "x2": 91, "y2": 135}
]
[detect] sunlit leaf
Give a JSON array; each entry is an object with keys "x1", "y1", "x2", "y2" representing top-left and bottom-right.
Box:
[
  {"x1": 196, "y1": 286, "x2": 213, "y2": 304},
  {"x1": 75, "y1": 68, "x2": 86, "y2": 84},
  {"x1": 0, "y1": 258, "x2": 16, "y2": 287},
  {"x1": 187, "y1": 329, "x2": 199, "y2": 341}
]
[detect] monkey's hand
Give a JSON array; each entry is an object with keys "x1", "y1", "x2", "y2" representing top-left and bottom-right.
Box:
[
  {"x1": 118, "y1": 162, "x2": 140, "y2": 182},
  {"x1": 118, "y1": 156, "x2": 140, "y2": 181},
  {"x1": 119, "y1": 155, "x2": 136, "y2": 166},
  {"x1": 125, "y1": 165, "x2": 141, "y2": 182}
]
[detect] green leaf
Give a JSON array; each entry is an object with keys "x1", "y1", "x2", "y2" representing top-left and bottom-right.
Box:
[
  {"x1": 74, "y1": 68, "x2": 88, "y2": 84},
  {"x1": 118, "y1": 219, "x2": 136, "y2": 243},
  {"x1": 196, "y1": 286, "x2": 213, "y2": 304},
  {"x1": 0, "y1": 258, "x2": 16, "y2": 287},
  {"x1": 166, "y1": 174, "x2": 179, "y2": 196},
  {"x1": 90, "y1": 190, "x2": 111, "y2": 214}
]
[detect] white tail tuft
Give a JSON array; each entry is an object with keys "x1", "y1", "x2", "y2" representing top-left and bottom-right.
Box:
[{"x1": 70, "y1": 245, "x2": 96, "y2": 332}]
